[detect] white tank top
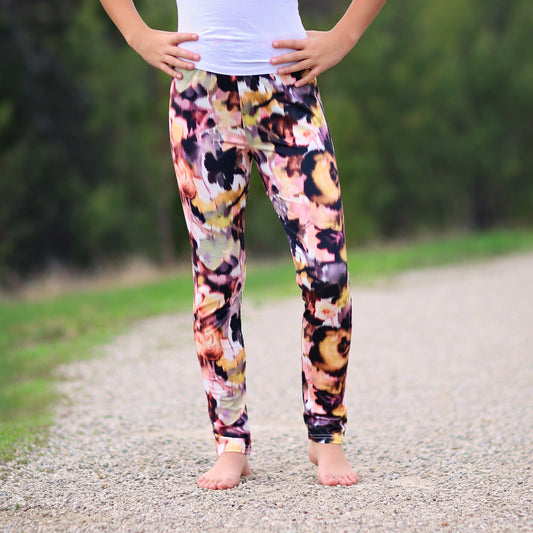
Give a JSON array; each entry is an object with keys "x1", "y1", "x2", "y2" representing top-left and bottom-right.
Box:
[{"x1": 176, "y1": 0, "x2": 307, "y2": 75}]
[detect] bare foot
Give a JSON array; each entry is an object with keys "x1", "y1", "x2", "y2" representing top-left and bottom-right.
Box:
[
  {"x1": 308, "y1": 441, "x2": 359, "y2": 486},
  {"x1": 197, "y1": 452, "x2": 251, "y2": 490}
]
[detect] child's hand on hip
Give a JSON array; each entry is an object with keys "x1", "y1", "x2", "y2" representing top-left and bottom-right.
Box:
[
  {"x1": 130, "y1": 28, "x2": 200, "y2": 78},
  {"x1": 271, "y1": 29, "x2": 355, "y2": 87}
]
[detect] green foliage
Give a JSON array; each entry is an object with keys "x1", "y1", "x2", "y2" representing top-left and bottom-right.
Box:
[
  {"x1": 1, "y1": 0, "x2": 532, "y2": 284},
  {"x1": 0, "y1": 0, "x2": 188, "y2": 284},
  {"x1": 320, "y1": 0, "x2": 533, "y2": 242},
  {"x1": 0, "y1": 1, "x2": 98, "y2": 281},
  {"x1": 62, "y1": 0, "x2": 189, "y2": 265}
]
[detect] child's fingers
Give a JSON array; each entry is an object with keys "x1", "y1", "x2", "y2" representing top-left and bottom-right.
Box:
[
  {"x1": 294, "y1": 69, "x2": 318, "y2": 87},
  {"x1": 272, "y1": 38, "x2": 305, "y2": 50},
  {"x1": 168, "y1": 46, "x2": 200, "y2": 62},
  {"x1": 277, "y1": 58, "x2": 313, "y2": 75},
  {"x1": 171, "y1": 32, "x2": 199, "y2": 45},
  {"x1": 271, "y1": 37, "x2": 307, "y2": 66},
  {"x1": 160, "y1": 62, "x2": 181, "y2": 78},
  {"x1": 270, "y1": 50, "x2": 306, "y2": 66},
  {"x1": 167, "y1": 54, "x2": 196, "y2": 71}
]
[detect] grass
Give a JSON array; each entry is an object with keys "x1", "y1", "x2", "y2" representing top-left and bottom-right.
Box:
[{"x1": 2, "y1": 227, "x2": 533, "y2": 462}]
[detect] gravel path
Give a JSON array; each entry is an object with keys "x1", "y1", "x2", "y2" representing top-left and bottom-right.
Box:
[{"x1": 1, "y1": 252, "x2": 533, "y2": 532}]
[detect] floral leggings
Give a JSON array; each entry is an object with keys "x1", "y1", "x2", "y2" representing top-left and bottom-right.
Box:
[{"x1": 169, "y1": 69, "x2": 352, "y2": 456}]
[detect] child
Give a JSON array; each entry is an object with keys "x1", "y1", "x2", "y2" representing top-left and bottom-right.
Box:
[{"x1": 98, "y1": 0, "x2": 387, "y2": 490}]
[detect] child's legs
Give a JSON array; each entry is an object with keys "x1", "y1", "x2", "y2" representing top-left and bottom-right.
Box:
[
  {"x1": 242, "y1": 73, "x2": 351, "y2": 444},
  {"x1": 169, "y1": 70, "x2": 252, "y2": 455}
]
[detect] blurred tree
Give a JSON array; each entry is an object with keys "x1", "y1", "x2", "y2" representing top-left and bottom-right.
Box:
[
  {"x1": 320, "y1": 0, "x2": 533, "y2": 242},
  {"x1": 0, "y1": 0, "x2": 97, "y2": 283},
  {"x1": 64, "y1": 0, "x2": 188, "y2": 266}
]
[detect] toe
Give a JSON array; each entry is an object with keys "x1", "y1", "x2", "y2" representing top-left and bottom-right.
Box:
[
  {"x1": 198, "y1": 477, "x2": 218, "y2": 490},
  {"x1": 336, "y1": 473, "x2": 357, "y2": 486},
  {"x1": 321, "y1": 473, "x2": 339, "y2": 486},
  {"x1": 349, "y1": 472, "x2": 360, "y2": 484},
  {"x1": 217, "y1": 478, "x2": 232, "y2": 490}
]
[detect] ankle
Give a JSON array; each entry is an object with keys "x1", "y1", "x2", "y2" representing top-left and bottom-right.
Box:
[{"x1": 309, "y1": 441, "x2": 344, "y2": 452}]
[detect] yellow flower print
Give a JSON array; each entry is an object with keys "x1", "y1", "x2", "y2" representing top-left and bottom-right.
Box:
[
  {"x1": 308, "y1": 152, "x2": 340, "y2": 206},
  {"x1": 170, "y1": 115, "x2": 188, "y2": 145},
  {"x1": 315, "y1": 328, "x2": 350, "y2": 373}
]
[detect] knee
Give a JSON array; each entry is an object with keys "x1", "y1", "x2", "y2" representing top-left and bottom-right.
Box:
[
  {"x1": 193, "y1": 261, "x2": 245, "y2": 335},
  {"x1": 194, "y1": 276, "x2": 243, "y2": 323},
  {"x1": 299, "y1": 261, "x2": 351, "y2": 329},
  {"x1": 302, "y1": 260, "x2": 350, "y2": 304}
]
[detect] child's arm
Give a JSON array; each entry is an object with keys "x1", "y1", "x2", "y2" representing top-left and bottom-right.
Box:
[
  {"x1": 98, "y1": 0, "x2": 199, "y2": 78},
  {"x1": 271, "y1": 0, "x2": 387, "y2": 87}
]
